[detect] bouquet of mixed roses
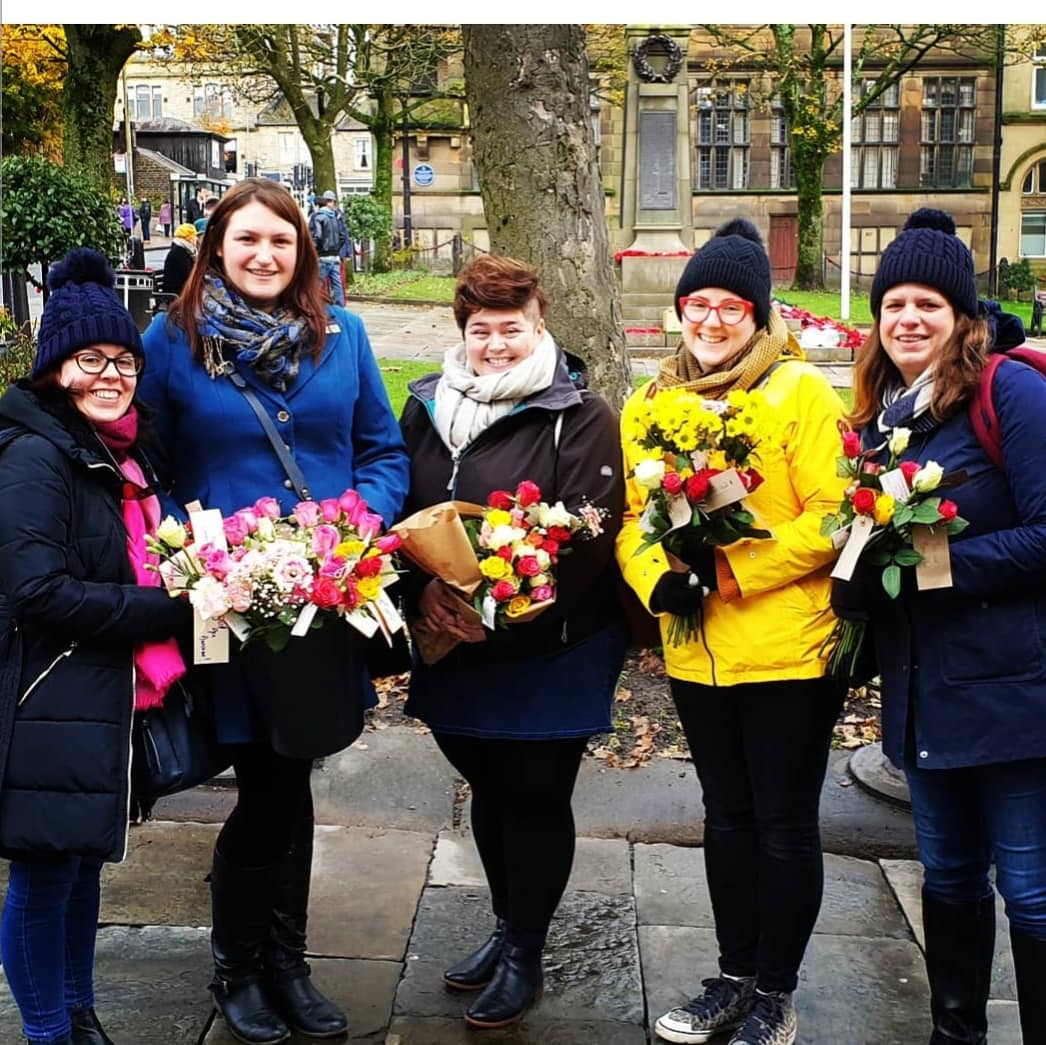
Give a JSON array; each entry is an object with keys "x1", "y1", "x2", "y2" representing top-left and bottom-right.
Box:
[
  {"x1": 391, "y1": 480, "x2": 605, "y2": 664},
  {"x1": 148, "y1": 490, "x2": 403, "y2": 655},
  {"x1": 820, "y1": 425, "x2": 968, "y2": 678},
  {"x1": 625, "y1": 386, "x2": 773, "y2": 644}
]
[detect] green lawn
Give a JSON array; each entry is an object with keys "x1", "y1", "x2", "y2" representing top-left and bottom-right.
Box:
[{"x1": 376, "y1": 358, "x2": 438, "y2": 416}]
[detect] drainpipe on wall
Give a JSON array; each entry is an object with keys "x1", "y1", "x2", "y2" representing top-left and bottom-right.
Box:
[{"x1": 988, "y1": 24, "x2": 1005, "y2": 297}]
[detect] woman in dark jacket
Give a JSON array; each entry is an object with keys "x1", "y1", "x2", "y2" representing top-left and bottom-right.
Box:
[
  {"x1": 161, "y1": 223, "x2": 197, "y2": 298},
  {"x1": 835, "y1": 209, "x2": 1046, "y2": 1044},
  {"x1": 398, "y1": 254, "x2": 627, "y2": 1029},
  {"x1": 137, "y1": 178, "x2": 409, "y2": 1045},
  {"x1": 0, "y1": 249, "x2": 192, "y2": 1045}
]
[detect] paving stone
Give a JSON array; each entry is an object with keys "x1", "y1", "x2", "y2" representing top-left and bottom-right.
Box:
[
  {"x1": 815, "y1": 853, "x2": 912, "y2": 939},
  {"x1": 429, "y1": 831, "x2": 632, "y2": 896},
  {"x1": 307, "y1": 826, "x2": 433, "y2": 960},
  {"x1": 101, "y1": 821, "x2": 217, "y2": 926},
  {"x1": 639, "y1": 925, "x2": 932, "y2": 1045},
  {"x1": 399, "y1": 886, "x2": 643, "y2": 1025},
  {"x1": 880, "y1": 858, "x2": 1016, "y2": 999},
  {"x1": 310, "y1": 728, "x2": 458, "y2": 832},
  {"x1": 203, "y1": 956, "x2": 401, "y2": 1043},
  {"x1": 2, "y1": 925, "x2": 213, "y2": 1045},
  {"x1": 385, "y1": 1015, "x2": 648, "y2": 1044},
  {"x1": 633, "y1": 843, "x2": 710, "y2": 927}
]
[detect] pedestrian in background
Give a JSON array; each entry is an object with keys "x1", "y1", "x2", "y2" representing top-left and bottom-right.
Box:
[
  {"x1": 159, "y1": 199, "x2": 173, "y2": 238},
  {"x1": 308, "y1": 191, "x2": 346, "y2": 307},
  {"x1": 117, "y1": 199, "x2": 134, "y2": 236},
  {"x1": 398, "y1": 254, "x2": 628, "y2": 1029},
  {"x1": 834, "y1": 208, "x2": 1046, "y2": 1045},
  {"x1": 139, "y1": 177, "x2": 409, "y2": 1044},
  {"x1": 619, "y1": 220, "x2": 846, "y2": 1045},
  {"x1": 0, "y1": 249, "x2": 192, "y2": 1045},
  {"x1": 138, "y1": 198, "x2": 152, "y2": 243},
  {"x1": 162, "y1": 223, "x2": 198, "y2": 299}
]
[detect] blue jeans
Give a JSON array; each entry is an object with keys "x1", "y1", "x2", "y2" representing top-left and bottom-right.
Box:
[
  {"x1": 905, "y1": 756, "x2": 1046, "y2": 936},
  {"x1": 318, "y1": 257, "x2": 344, "y2": 306},
  {"x1": 0, "y1": 855, "x2": 102, "y2": 1044}
]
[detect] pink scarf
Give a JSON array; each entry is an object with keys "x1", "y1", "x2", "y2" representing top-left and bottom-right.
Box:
[{"x1": 95, "y1": 412, "x2": 187, "y2": 711}]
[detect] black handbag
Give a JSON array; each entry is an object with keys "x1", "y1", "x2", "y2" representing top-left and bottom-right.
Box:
[
  {"x1": 130, "y1": 676, "x2": 228, "y2": 820},
  {"x1": 221, "y1": 362, "x2": 412, "y2": 683}
]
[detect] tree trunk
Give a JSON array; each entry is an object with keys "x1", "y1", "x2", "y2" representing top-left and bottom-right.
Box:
[
  {"x1": 463, "y1": 24, "x2": 631, "y2": 405},
  {"x1": 62, "y1": 24, "x2": 140, "y2": 191},
  {"x1": 302, "y1": 128, "x2": 337, "y2": 201},
  {"x1": 370, "y1": 90, "x2": 397, "y2": 273},
  {"x1": 791, "y1": 148, "x2": 827, "y2": 290}
]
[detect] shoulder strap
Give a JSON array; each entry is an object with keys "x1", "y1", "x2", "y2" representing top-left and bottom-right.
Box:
[
  {"x1": 222, "y1": 365, "x2": 312, "y2": 500},
  {"x1": 969, "y1": 354, "x2": 1008, "y2": 472}
]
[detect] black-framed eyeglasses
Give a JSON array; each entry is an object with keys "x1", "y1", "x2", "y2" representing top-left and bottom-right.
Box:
[
  {"x1": 71, "y1": 352, "x2": 143, "y2": 377},
  {"x1": 678, "y1": 296, "x2": 753, "y2": 326}
]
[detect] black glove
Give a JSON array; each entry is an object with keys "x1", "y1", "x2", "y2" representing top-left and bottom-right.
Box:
[
  {"x1": 650, "y1": 570, "x2": 709, "y2": 616},
  {"x1": 830, "y1": 572, "x2": 875, "y2": 622}
]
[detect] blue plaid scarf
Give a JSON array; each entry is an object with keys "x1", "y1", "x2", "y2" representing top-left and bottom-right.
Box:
[{"x1": 200, "y1": 274, "x2": 307, "y2": 392}]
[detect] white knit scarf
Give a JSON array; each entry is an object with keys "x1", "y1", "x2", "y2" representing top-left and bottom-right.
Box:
[{"x1": 433, "y1": 331, "x2": 559, "y2": 452}]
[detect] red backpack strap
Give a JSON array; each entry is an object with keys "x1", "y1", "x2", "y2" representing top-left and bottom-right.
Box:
[{"x1": 969, "y1": 353, "x2": 1008, "y2": 472}]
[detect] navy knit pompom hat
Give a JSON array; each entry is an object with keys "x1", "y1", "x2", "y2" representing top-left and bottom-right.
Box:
[
  {"x1": 870, "y1": 208, "x2": 978, "y2": 319},
  {"x1": 674, "y1": 219, "x2": 772, "y2": 328},
  {"x1": 33, "y1": 248, "x2": 144, "y2": 378}
]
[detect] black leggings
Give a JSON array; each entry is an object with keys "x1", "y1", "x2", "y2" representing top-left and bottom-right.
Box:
[
  {"x1": 672, "y1": 675, "x2": 843, "y2": 993},
  {"x1": 216, "y1": 744, "x2": 314, "y2": 868},
  {"x1": 434, "y1": 732, "x2": 589, "y2": 949}
]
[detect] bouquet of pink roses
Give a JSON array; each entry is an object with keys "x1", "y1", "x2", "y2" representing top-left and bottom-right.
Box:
[{"x1": 147, "y1": 489, "x2": 403, "y2": 653}]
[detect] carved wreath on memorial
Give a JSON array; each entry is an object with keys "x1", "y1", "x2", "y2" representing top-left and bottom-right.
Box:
[{"x1": 632, "y1": 34, "x2": 683, "y2": 84}]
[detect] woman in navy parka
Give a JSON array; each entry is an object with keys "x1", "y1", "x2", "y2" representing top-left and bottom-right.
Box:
[
  {"x1": 835, "y1": 209, "x2": 1046, "y2": 1044},
  {"x1": 138, "y1": 179, "x2": 408, "y2": 1045}
]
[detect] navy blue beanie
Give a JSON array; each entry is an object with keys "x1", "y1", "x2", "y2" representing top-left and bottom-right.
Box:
[
  {"x1": 674, "y1": 219, "x2": 772, "y2": 329},
  {"x1": 870, "y1": 208, "x2": 978, "y2": 319},
  {"x1": 33, "y1": 249, "x2": 144, "y2": 378}
]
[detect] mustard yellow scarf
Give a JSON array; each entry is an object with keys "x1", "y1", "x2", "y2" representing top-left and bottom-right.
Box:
[{"x1": 654, "y1": 310, "x2": 802, "y2": 398}]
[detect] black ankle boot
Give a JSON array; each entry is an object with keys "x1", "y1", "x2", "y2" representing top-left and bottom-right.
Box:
[
  {"x1": 464, "y1": 943, "x2": 544, "y2": 1029},
  {"x1": 209, "y1": 849, "x2": 291, "y2": 1045},
  {"x1": 263, "y1": 811, "x2": 348, "y2": 1039},
  {"x1": 922, "y1": 889, "x2": 994, "y2": 1044},
  {"x1": 70, "y1": 1008, "x2": 115, "y2": 1044},
  {"x1": 444, "y1": 918, "x2": 507, "y2": 991},
  {"x1": 1010, "y1": 927, "x2": 1046, "y2": 1044}
]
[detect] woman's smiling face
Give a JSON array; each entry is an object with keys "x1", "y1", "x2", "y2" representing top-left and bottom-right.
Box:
[
  {"x1": 58, "y1": 344, "x2": 138, "y2": 424},
  {"x1": 680, "y1": 286, "x2": 757, "y2": 372},
  {"x1": 463, "y1": 304, "x2": 545, "y2": 376},
  {"x1": 878, "y1": 283, "x2": 956, "y2": 386},
  {"x1": 217, "y1": 200, "x2": 298, "y2": 310}
]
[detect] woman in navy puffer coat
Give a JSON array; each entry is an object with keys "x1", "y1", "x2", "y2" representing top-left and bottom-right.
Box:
[
  {"x1": 0, "y1": 249, "x2": 192, "y2": 1045},
  {"x1": 833, "y1": 209, "x2": 1046, "y2": 1045}
]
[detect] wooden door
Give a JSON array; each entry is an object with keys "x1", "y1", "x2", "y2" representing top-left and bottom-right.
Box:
[{"x1": 769, "y1": 215, "x2": 798, "y2": 286}]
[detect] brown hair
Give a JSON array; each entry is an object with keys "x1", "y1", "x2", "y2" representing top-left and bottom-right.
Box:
[
  {"x1": 849, "y1": 313, "x2": 991, "y2": 428},
  {"x1": 452, "y1": 254, "x2": 548, "y2": 331},
  {"x1": 168, "y1": 179, "x2": 328, "y2": 358}
]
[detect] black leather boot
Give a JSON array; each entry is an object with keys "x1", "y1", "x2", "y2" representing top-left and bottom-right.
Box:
[
  {"x1": 443, "y1": 918, "x2": 507, "y2": 991},
  {"x1": 464, "y1": 943, "x2": 544, "y2": 1029},
  {"x1": 922, "y1": 889, "x2": 994, "y2": 1044},
  {"x1": 70, "y1": 1007, "x2": 115, "y2": 1044},
  {"x1": 209, "y1": 849, "x2": 291, "y2": 1045},
  {"x1": 1010, "y1": 927, "x2": 1046, "y2": 1044},
  {"x1": 263, "y1": 812, "x2": 348, "y2": 1039}
]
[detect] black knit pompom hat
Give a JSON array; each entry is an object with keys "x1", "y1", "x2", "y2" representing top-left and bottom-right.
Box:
[
  {"x1": 674, "y1": 218, "x2": 772, "y2": 329},
  {"x1": 33, "y1": 248, "x2": 143, "y2": 378},
  {"x1": 870, "y1": 208, "x2": 978, "y2": 319}
]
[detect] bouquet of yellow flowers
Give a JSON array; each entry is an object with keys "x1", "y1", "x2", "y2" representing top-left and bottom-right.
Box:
[{"x1": 625, "y1": 386, "x2": 773, "y2": 644}]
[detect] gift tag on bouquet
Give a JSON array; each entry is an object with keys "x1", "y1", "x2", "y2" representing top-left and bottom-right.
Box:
[
  {"x1": 481, "y1": 594, "x2": 497, "y2": 630},
  {"x1": 701, "y1": 469, "x2": 749, "y2": 512},
  {"x1": 879, "y1": 469, "x2": 912, "y2": 504},
  {"x1": 831, "y1": 513, "x2": 875, "y2": 581},
  {"x1": 291, "y1": 602, "x2": 319, "y2": 638},
  {"x1": 344, "y1": 608, "x2": 380, "y2": 638},
  {"x1": 185, "y1": 500, "x2": 228, "y2": 551},
  {"x1": 913, "y1": 524, "x2": 954, "y2": 590},
  {"x1": 194, "y1": 613, "x2": 229, "y2": 664},
  {"x1": 373, "y1": 590, "x2": 405, "y2": 634}
]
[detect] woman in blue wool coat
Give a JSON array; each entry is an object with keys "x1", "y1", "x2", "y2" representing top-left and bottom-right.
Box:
[
  {"x1": 833, "y1": 209, "x2": 1046, "y2": 1045},
  {"x1": 138, "y1": 178, "x2": 409, "y2": 1045}
]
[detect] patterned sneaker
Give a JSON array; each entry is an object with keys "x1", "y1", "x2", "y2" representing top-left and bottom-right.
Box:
[
  {"x1": 654, "y1": 975, "x2": 756, "y2": 1044},
  {"x1": 727, "y1": 989, "x2": 797, "y2": 1045}
]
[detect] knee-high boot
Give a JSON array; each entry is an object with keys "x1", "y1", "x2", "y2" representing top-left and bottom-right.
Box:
[
  {"x1": 1009, "y1": 927, "x2": 1046, "y2": 1044},
  {"x1": 263, "y1": 812, "x2": 348, "y2": 1038},
  {"x1": 209, "y1": 849, "x2": 290, "y2": 1045},
  {"x1": 922, "y1": 889, "x2": 994, "y2": 1045}
]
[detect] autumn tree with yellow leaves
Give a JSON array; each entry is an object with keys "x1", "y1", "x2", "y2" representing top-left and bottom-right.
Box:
[{"x1": 1, "y1": 24, "x2": 65, "y2": 161}]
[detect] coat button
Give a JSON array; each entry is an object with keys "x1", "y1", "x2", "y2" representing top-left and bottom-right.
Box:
[
  {"x1": 277, "y1": 410, "x2": 291, "y2": 423},
  {"x1": 283, "y1": 479, "x2": 294, "y2": 489},
  {"x1": 919, "y1": 750, "x2": 929, "y2": 759},
  {"x1": 749, "y1": 551, "x2": 757, "y2": 559}
]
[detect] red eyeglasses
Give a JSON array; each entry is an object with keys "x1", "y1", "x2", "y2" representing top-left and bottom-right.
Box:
[{"x1": 678, "y1": 297, "x2": 753, "y2": 326}]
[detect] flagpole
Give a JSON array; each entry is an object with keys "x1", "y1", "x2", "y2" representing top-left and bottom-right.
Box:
[{"x1": 841, "y1": 24, "x2": 852, "y2": 323}]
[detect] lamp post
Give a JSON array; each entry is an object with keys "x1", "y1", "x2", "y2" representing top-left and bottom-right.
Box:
[{"x1": 401, "y1": 103, "x2": 413, "y2": 247}]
